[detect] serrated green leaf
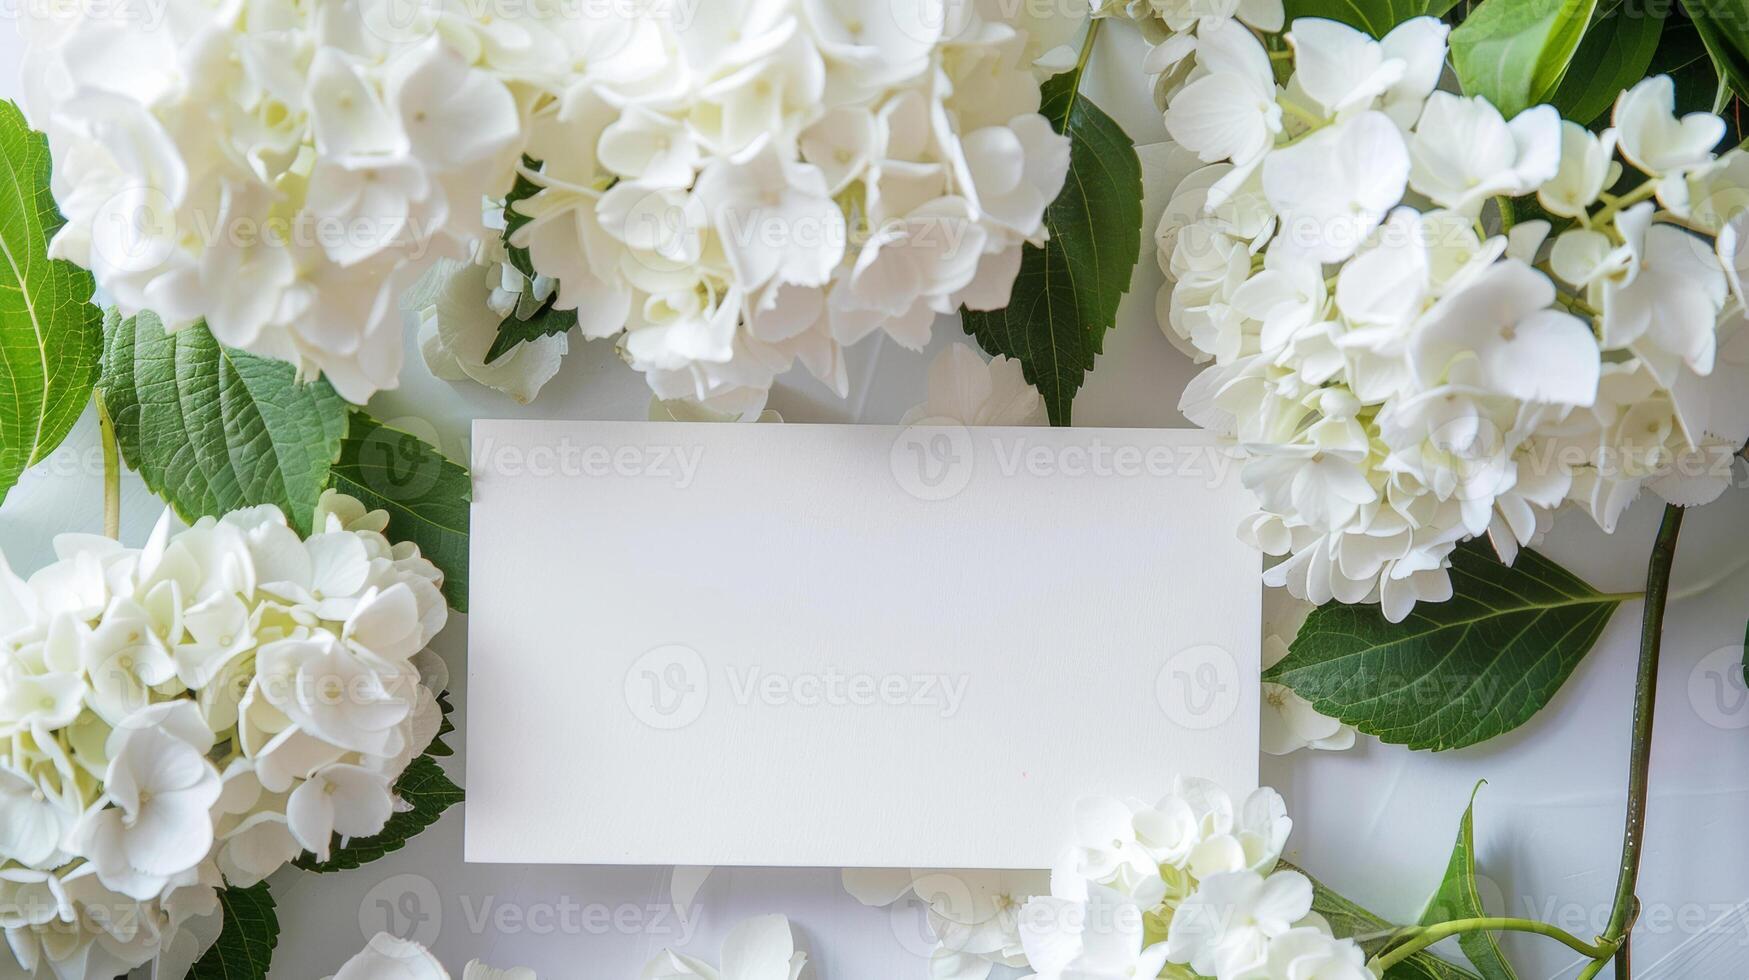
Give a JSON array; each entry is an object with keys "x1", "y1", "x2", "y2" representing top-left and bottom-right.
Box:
[
  {"x1": 1551, "y1": 0, "x2": 1669, "y2": 125},
  {"x1": 189, "y1": 882, "x2": 279, "y2": 980},
  {"x1": 1281, "y1": 0, "x2": 1460, "y2": 37},
  {"x1": 328, "y1": 408, "x2": 470, "y2": 612},
  {"x1": 0, "y1": 99, "x2": 103, "y2": 505},
  {"x1": 427, "y1": 690, "x2": 456, "y2": 758},
  {"x1": 1684, "y1": 0, "x2": 1749, "y2": 103},
  {"x1": 1421, "y1": 783, "x2": 1517, "y2": 980},
  {"x1": 1283, "y1": 861, "x2": 1482, "y2": 980},
  {"x1": 1265, "y1": 541, "x2": 1625, "y2": 750},
  {"x1": 962, "y1": 65, "x2": 1143, "y2": 426},
  {"x1": 484, "y1": 297, "x2": 577, "y2": 365},
  {"x1": 1453, "y1": 0, "x2": 1601, "y2": 117},
  {"x1": 98, "y1": 312, "x2": 348, "y2": 535},
  {"x1": 501, "y1": 155, "x2": 542, "y2": 280},
  {"x1": 295, "y1": 755, "x2": 462, "y2": 872}
]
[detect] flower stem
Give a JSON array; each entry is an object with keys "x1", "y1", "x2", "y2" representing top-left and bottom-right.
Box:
[
  {"x1": 1593, "y1": 182, "x2": 1660, "y2": 224},
  {"x1": 95, "y1": 395, "x2": 120, "y2": 540},
  {"x1": 1587, "y1": 504, "x2": 1685, "y2": 980},
  {"x1": 1073, "y1": 17, "x2": 1101, "y2": 81},
  {"x1": 1370, "y1": 917, "x2": 1618, "y2": 971}
]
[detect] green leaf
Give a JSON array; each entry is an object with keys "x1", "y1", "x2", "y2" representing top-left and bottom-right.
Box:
[
  {"x1": 1281, "y1": 0, "x2": 1460, "y2": 37},
  {"x1": 484, "y1": 297, "x2": 576, "y2": 365},
  {"x1": 328, "y1": 408, "x2": 471, "y2": 612},
  {"x1": 501, "y1": 155, "x2": 542, "y2": 280},
  {"x1": 427, "y1": 690, "x2": 456, "y2": 758},
  {"x1": 962, "y1": 64, "x2": 1143, "y2": 426},
  {"x1": 1421, "y1": 783, "x2": 1517, "y2": 980},
  {"x1": 1452, "y1": 0, "x2": 1602, "y2": 117},
  {"x1": 1550, "y1": 0, "x2": 1669, "y2": 125},
  {"x1": 1264, "y1": 540, "x2": 1626, "y2": 750},
  {"x1": 98, "y1": 312, "x2": 349, "y2": 535},
  {"x1": 0, "y1": 99, "x2": 103, "y2": 504},
  {"x1": 1684, "y1": 0, "x2": 1749, "y2": 103},
  {"x1": 483, "y1": 154, "x2": 579, "y2": 364},
  {"x1": 295, "y1": 696, "x2": 462, "y2": 872},
  {"x1": 189, "y1": 882, "x2": 279, "y2": 980},
  {"x1": 1654, "y1": 9, "x2": 1741, "y2": 140},
  {"x1": 1283, "y1": 861, "x2": 1482, "y2": 980}
]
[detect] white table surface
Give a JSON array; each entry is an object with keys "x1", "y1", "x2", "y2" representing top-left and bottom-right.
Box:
[{"x1": 4, "y1": 23, "x2": 1748, "y2": 980}]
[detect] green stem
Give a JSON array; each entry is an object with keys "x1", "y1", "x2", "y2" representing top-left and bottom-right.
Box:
[
  {"x1": 1591, "y1": 505, "x2": 1685, "y2": 979},
  {"x1": 1370, "y1": 917, "x2": 1618, "y2": 971},
  {"x1": 1592, "y1": 182, "x2": 1660, "y2": 224},
  {"x1": 1072, "y1": 17, "x2": 1101, "y2": 82},
  {"x1": 95, "y1": 396, "x2": 120, "y2": 540}
]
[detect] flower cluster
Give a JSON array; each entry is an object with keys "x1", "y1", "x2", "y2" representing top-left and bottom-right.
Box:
[
  {"x1": 1019, "y1": 778, "x2": 1369, "y2": 980},
  {"x1": 1153, "y1": 13, "x2": 1749, "y2": 619},
  {"x1": 0, "y1": 493, "x2": 447, "y2": 977},
  {"x1": 498, "y1": 0, "x2": 1075, "y2": 415},
  {"x1": 20, "y1": 0, "x2": 540, "y2": 401}
]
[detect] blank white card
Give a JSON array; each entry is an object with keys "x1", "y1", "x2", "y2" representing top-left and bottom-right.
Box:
[{"x1": 465, "y1": 421, "x2": 1260, "y2": 869}]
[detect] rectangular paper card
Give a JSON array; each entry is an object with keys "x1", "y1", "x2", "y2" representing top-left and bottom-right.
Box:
[{"x1": 465, "y1": 421, "x2": 1260, "y2": 869}]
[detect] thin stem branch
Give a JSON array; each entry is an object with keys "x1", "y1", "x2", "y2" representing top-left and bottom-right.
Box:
[
  {"x1": 1598, "y1": 505, "x2": 1685, "y2": 979},
  {"x1": 1073, "y1": 17, "x2": 1101, "y2": 80},
  {"x1": 1370, "y1": 917, "x2": 1618, "y2": 972},
  {"x1": 95, "y1": 396, "x2": 120, "y2": 540}
]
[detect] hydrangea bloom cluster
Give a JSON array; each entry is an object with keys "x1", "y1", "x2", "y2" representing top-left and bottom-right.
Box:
[
  {"x1": 19, "y1": 0, "x2": 540, "y2": 402},
  {"x1": 0, "y1": 493, "x2": 447, "y2": 977},
  {"x1": 1018, "y1": 778, "x2": 1371, "y2": 980},
  {"x1": 1154, "y1": 13, "x2": 1749, "y2": 620},
  {"x1": 501, "y1": 0, "x2": 1074, "y2": 415}
]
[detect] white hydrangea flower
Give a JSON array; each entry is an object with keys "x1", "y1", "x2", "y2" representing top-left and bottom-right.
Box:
[
  {"x1": 1154, "y1": 14, "x2": 1749, "y2": 621},
  {"x1": 22, "y1": 1, "x2": 538, "y2": 402},
  {"x1": 1261, "y1": 594, "x2": 1355, "y2": 755},
  {"x1": 0, "y1": 492, "x2": 451, "y2": 975},
  {"x1": 1019, "y1": 883, "x2": 1171, "y2": 980},
  {"x1": 1166, "y1": 868, "x2": 1315, "y2": 977},
  {"x1": 902, "y1": 343, "x2": 1048, "y2": 426},
  {"x1": 841, "y1": 867, "x2": 1047, "y2": 978},
  {"x1": 503, "y1": 1, "x2": 1072, "y2": 417},
  {"x1": 1020, "y1": 778, "x2": 1379, "y2": 980},
  {"x1": 643, "y1": 913, "x2": 807, "y2": 980}
]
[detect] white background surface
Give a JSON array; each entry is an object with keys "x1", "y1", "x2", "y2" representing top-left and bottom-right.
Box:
[{"x1": 3, "y1": 22, "x2": 1748, "y2": 980}]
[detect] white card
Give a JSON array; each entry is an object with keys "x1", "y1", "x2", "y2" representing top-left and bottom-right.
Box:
[{"x1": 465, "y1": 421, "x2": 1260, "y2": 869}]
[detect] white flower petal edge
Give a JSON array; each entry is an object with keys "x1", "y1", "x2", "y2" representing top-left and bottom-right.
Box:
[
  {"x1": 327, "y1": 933, "x2": 537, "y2": 980},
  {"x1": 901, "y1": 343, "x2": 1049, "y2": 427},
  {"x1": 643, "y1": 913, "x2": 807, "y2": 980}
]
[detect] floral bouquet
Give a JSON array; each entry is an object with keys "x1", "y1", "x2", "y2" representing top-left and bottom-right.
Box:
[{"x1": 2, "y1": 0, "x2": 1748, "y2": 975}]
